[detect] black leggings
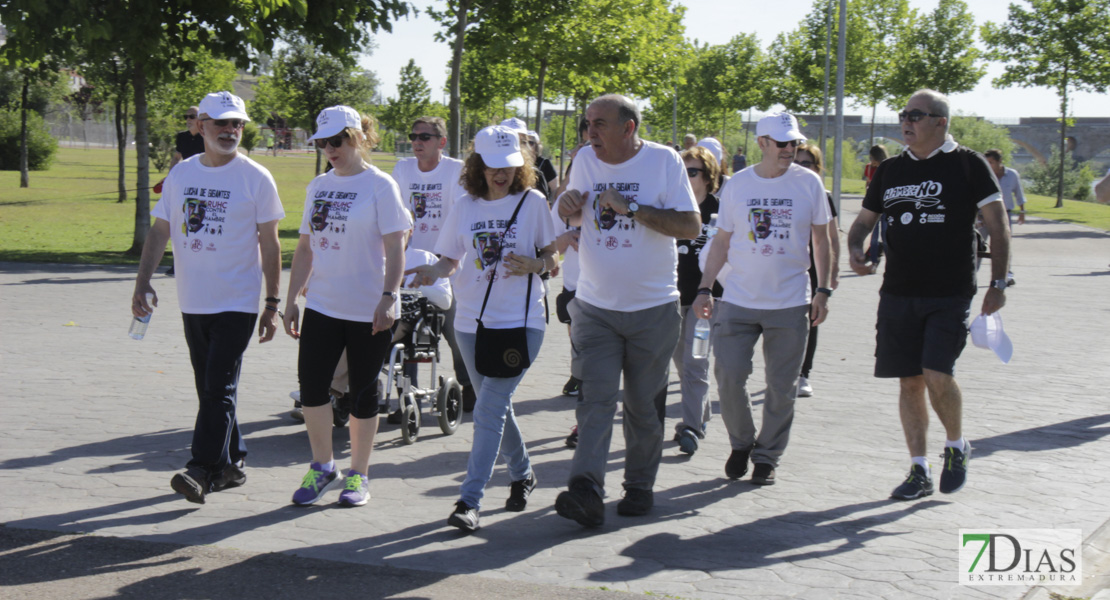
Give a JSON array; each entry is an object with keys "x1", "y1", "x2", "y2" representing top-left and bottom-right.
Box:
[{"x1": 298, "y1": 308, "x2": 392, "y2": 419}]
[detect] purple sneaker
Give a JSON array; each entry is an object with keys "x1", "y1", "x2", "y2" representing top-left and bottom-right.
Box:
[
  {"x1": 337, "y1": 470, "x2": 370, "y2": 507},
  {"x1": 291, "y1": 462, "x2": 339, "y2": 506}
]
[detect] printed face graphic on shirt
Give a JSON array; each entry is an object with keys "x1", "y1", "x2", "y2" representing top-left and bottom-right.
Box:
[
  {"x1": 184, "y1": 198, "x2": 207, "y2": 234},
  {"x1": 310, "y1": 199, "x2": 330, "y2": 232},
  {"x1": 473, "y1": 231, "x2": 502, "y2": 270},
  {"x1": 749, "y1": 208, "x2": 773, "y2": 240},
  {"x1": 412, "y1": 192, "x2": 427, "y2": 218},
  {"x1": 595, "y1": 203, "x2": 618, "y2": 231}
]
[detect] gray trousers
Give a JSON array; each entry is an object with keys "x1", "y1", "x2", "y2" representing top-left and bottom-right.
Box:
[
  {"x1": 656, "y1": 305, "x2": 713, "y2": 435},
  {"x1": 569, "y1": 299, "x2": 681, "y2": 494},
  {"x1": 713, "y1": 301, "x2": 810, "y2": 467}
]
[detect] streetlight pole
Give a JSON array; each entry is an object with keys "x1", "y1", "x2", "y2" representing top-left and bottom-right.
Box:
[{"x1": 833, "y1": 0, "x2": 847, "y2": 217}]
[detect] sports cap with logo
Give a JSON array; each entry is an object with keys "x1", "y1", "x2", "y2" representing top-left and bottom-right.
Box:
[
  {"x1": 198, "y1": 91, "x2": 250, "y2": 121},
  {"x1": 499, "y1": 117, "x2": 528, "y2": 134},
  {"x1": 756, "y1": 112, "x2": 806, "y2": 143},
  {"x1": 309, "y1": 105, "x2": 361, "y2": 141},
  {"x1": 474, "y1": 125, "x2": 524, "y2": 168},
  {"x1": 696, "y1": 137, "x2": 724, "y2": 163}
]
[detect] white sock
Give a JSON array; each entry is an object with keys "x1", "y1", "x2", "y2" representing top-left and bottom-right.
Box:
[
  {"x1": 945, "y1": 438, "x2": 967, "y2": 451},
  {"x1": 912, "y1": 457, "x2": 931, "y2": 476},
  {"x1": 320, "y1": 460, "x2": 336, "y2": 473}
]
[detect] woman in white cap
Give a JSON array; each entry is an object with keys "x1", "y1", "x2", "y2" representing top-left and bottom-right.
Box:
[
  {"x1": 283, "y1": 106, "x2": 411, "y2": 507},
  {"x1": 408, "y1": 125, "x2": 557, "y2": 531}
]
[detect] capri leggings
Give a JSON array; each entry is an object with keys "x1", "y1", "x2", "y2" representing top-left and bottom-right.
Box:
[{"x1": 298, "y1": 308, "x2": 392, "y2": 419}]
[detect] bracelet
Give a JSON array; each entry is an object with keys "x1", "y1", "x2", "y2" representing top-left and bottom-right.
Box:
[
  {"x1": 265, "y1": 296, "x2": 281, "y2": 304},
  {"x1": 816, "y1": 287, "x2": 833, "y2": 297},
  {"x1": 696, "y1": 287, "x2": 713, "y2": 296},
  {"x1": 264, "y1": 304, "x2": 278, "y2": 311}
]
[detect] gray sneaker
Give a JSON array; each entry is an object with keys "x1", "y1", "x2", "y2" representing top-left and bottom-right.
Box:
[{"x1": 555, "y1": 478, "x2": 604, "y2": 528}]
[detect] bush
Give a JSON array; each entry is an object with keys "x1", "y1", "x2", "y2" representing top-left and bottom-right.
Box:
[
  {"x1": 147, "y1": 113, "x2": 177, "y2": 173},
  {"x1": 1022, "y1": 148, "x2": 1097, "y2": 202},
  {"x1": 240, "y1": 121, "x2": 259, "y2": 154},
  {"x1": 0, "y1": 108, "x2": 59, "y2": 170}
]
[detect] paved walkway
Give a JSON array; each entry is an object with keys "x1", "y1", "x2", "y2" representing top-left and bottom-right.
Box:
[{"x1": 2, "y1": 198, "x2": 1109, "y2": 599}]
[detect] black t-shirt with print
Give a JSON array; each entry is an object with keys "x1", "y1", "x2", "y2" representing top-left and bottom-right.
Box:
[
  {"x1": 175, "y1": 131, "x2": 205, "y2": 159},
  {"x1": 862, "y1": 146, "x2": 1000, "y2": 298},
  {"x1": 676, "y1": 193, "x2": 723, "y2": 306}
]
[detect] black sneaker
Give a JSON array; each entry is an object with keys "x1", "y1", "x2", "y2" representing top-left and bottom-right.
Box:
[
  {"x1": 505, "y1": 472, "x2": 537, "y2": 512},
  {"x1": 616, "y1": 488, "x2": 653, "y2": 516},
  {"x1": 751, "y1": 463, "x2": 776, "y2": 486},
  {"x1": 562, "y1": 376, "x2": 581, "y2": 396},
  {"x1": 171, "y1": 467, "x2": 209, "y2": 504},
  {"x1": 210, "y1": 459, "x2": 246, "y2": 492},
  {"x1": 462, "y1": 385, "x2": 476, "y2": 413},
  {"x1": 565, "y1": 426, "x2": 578, "y2": 449},
  {"x1": 939, "y1": 442, "x2": 971, "y2": 494},
  {"x1": 447, "y1": 501, "x2": 480, "y2": 532},
  {"x1": 674, "y1": 427, "x2": 699, "y2": 455},
  {"x1": 555, "y1": 478, "x2": 604, "y2": 528},
  {"x1": 725, "y1": 447, "x2": 752, "y2": 479},
  {"x1": 891, "y1": 464, "x2": 934, "y2": 500}
]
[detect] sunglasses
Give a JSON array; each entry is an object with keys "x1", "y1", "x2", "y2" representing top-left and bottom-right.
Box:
[
  {"x1": 898, "y1": 109, "x2": 943, "y2": 123},
  {"x1": 184, "y1": 114, "x2": 197, "y2": 120},
  {"x1": 766, "y1": 138, "x2": 800, "y2": 148},
  {"x1": 204, "y1": 118, "x2": 245, "y2": 129},
  {"x1": 686, "y1": 167, "x2": 705, "y2": 178},
  {"x1": 314, "y1": 132, "x2": 348, "y2": 149},
  {"x1": 408, "y1": 132, "x2": 441, "y2": 142},
  {"x1": 794, "y1": 160, "x2": 815, "y2": 168}
]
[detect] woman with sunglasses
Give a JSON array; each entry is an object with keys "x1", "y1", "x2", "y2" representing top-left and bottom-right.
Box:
[
  {"x1": 792, "y1": 143, "x2": 841, "y2": 398},
  {"x1": 283, "y1": 106, "x2": 412, "y2": 508},
  {"x1": 408, "y1": 125, "x2": 557, "y2": 532},
  {"x1": 668, "y1": 145, "x2": 724, "y2": 455}
]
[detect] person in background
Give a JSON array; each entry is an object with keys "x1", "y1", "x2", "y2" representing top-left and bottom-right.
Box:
[
  {"x1": 499, "y1": 118, "x2": 552, "y2": 200},
  {"x1": 682, "y1": 133, "x2": 697, "y2": 151},
  {"x1": 732, "y1": 146, "x2": 747, "y2": 174},
  {"x1": 863, "y1": 144, "x2": 890, "y2": 273},
  {"x1": 983, "y1": 149, "x2": 1023, "y2": 286},
  {"x1": 159, "y1": 105, "x2": 205, "y2": 276}
]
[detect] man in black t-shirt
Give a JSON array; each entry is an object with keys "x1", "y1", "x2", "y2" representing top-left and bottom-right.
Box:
[
  {"x1": 847, "y1": 89, "x2": 1010, "y2": 502},
  {"x1": 171, "y1": 106, "x2": 205, "y2": 170}
]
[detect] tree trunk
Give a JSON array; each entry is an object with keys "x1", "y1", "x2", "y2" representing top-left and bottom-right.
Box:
[
  {"x1": 534, "y1": 59, "x2": 548, "y2": 136},
  {"x1": 1055, "y1": 68, "x2": 1068, "y2": 209},
  {"x1": 869, "y1": 103, "x2": 877, "y2": 148},
  {"x1": 448, "y1": 0, "x2": 470, "y2": 159},
  {"x1": 116, "y1": 94, "x2": 127, "y2": 203},
  {"x1": 129, "y1": 63, "x2": 151, "y2": 255},
  {"x1": 19, "y1": 75, "x2": 30, "y2": 188},
  {"x1": 558, "y1": 97, "x2": 568, "y2": 177}
]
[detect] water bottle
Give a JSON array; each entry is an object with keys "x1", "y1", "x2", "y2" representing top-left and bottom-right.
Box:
[
  {"x1": 707, "y1": 213, "x2": 719, "y2": 239},
  {"x1": 691, "y1": 317, "x2": 711, "y2": 359},
  {"x1": 129, "y1": 293, "x2": 154, "y2": 340}
]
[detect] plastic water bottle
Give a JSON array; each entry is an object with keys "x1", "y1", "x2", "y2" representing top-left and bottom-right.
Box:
[
  {"x1": 707, "y1": 213, "x2": 719, "y2": 239},
  {"x1": 691, "y1": 317, "x2": 711, "y2": 359},
  {"x1": 129, "y1": 293, "x2": 154, "y2": 340}
]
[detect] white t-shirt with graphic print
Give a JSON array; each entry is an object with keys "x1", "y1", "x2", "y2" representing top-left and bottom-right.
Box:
[
  {"x1": 391, "y1": 156, "x2": 465, "y2": 253},
  {"x1": 550, "y1": 202, "x2": 580, "y2": 291},
  {"x1": 562, "y1": 142, "x2": 699, "y2": 312},
  {"x1": 298, "y1": 165, "x2": 413, "y2": 322},
  {"x1": 716, "y1": 163, "x2": 831, "y2": 310},
  {"x1": 152, "y1": 153, "x2": 285, "y2": 314},
  {"x1": 435, "y1": 189, "x2": 556, "y2": 334}
]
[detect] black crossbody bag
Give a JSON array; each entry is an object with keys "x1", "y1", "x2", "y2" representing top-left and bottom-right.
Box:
[{"x1": 474, "y1": 192, "x2": 534, "y2": 378}]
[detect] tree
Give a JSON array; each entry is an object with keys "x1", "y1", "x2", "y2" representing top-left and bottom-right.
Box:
[
  {"x1": 0, "y1": 0, "x2": 409, "y2": 253},
  {"x1": 381, "y1": 59, "x2": 432, "y2": 134},
  {"x1": 947, "y1": 115, "x2": 1015, "y2": 161},
  {"x1": 79, "y1": 54, "x2": 132, "y2": 203},
  {"x1": 847, "y1": 0, "x2": 913, "y2": 144},
  {"x1": 0, "y1": 60, "x2": 68, "y2": 186},
  {"x1": 888, "y1": 0, "x2": 985, "y2": 106},
  {"x1": 982, "y1": 0, "x2": 1110, "y2": 207}
]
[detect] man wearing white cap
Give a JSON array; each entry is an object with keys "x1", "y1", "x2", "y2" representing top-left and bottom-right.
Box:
[
  {"x1": 131, "y1": 90, "x2": 285, "y2": 504},
  {"x1": 847, "y1": 89, "x2": 1008, "y2": 501},
  {"x1": 554, "y1": 94, "x2": 701, "y2": 527},
  {"x1": 692, "y1": 111, "x2": 832, "y2": 487}
]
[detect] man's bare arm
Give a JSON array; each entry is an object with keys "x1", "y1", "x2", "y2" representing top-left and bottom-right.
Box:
[{"x1": 634, "y1": 205, "x2": 702, "y2": 239}]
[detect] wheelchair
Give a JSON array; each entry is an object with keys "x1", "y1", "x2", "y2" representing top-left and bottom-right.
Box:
[{"x1": 379, "y1": 290, "x2": 464, "y2": 444}]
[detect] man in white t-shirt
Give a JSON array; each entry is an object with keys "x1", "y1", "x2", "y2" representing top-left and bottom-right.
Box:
[
  {"x1": 692, "y1": 112, "x2": 832, "y2": 488},
  {"x1": 131, "y1": 91, "x2": 285, "y2": 505},
  {"x1": 554, "y1": 94, "x2": 702, "y2": 527},
  {"x1": 390, "y1": 116, "x2": 474, "y2": 410}
]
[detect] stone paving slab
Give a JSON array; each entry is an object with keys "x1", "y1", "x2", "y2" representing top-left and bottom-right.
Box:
[{"x1": 1, "y1": 198, "x2": 1108, "y2": 599}]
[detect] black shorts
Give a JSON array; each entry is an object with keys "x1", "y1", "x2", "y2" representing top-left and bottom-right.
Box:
[
  {"x1": 874, "y1": 293, "x2": 971, "y2": 378},
  {"x1": 556, "y1": 287, "x2": 576, "y2": 324}
]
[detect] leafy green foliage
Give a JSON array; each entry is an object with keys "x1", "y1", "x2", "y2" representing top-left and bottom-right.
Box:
[
  {"x1": 887, "y1": 0, "x2": 985, "y2": 106},
  {"x1": 240, "y1": 121, "x2": 260, "y2": 154},
  {"x1": 0, "y1": 108, "x2": 58, "y2": 170},
  {"x1": 0, "y1": 66, "x2": 70, "y2": 114},
  {"x1": 380, "y1": 60, "x2": 432, "y2": 134},
  {"x1": 948, "y1": 115, "x2": 1014, "y2": 161},
  {"x1": 1023, "y1": 146, "x2": 1097, "y2": 201}
]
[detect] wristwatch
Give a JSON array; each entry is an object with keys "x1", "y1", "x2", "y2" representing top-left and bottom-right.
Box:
[
  {"x1": 816, "y1": 287, "x2": 833, "y2": 297},
  {"x1": 626, "y1": 201, "x2": 639, "y2": 218},
  {"x1": 989, "y1": 279, "x2": 1008, "y2": 291},
  {"x1": 383, "y1": 291, "x2": 399, "y2": 300}
]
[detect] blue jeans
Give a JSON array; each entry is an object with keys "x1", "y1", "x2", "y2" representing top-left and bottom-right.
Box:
[{"x1": 454, "y1": 328, "x2": 544, "y2": 510}]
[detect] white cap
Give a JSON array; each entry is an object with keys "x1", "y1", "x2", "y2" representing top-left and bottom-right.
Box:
[
  {"x1": 198, "y1": 91, "x2": 250, "y2": 121},
  {"x1": 474, "y1": 126, "x2": 524, "y2": 168},
  {"x1": 499, "y1": 117, "x2": 528, "y2": 133},
  {"x1": 527, "y1": 130, "x2": 540, "y2": 142},
  {"x1": 696, "y1": 137, "x2": 723, "y2": 163},
  {"x1": 970, "y1": 312, "x2": 1013, "y2": 364},
  {"x1": 309, "y1": 106, "x2": 361, "y2": 140},
  {"x1": 756, "y1": 112, "x2": 806, "y2": 143}
]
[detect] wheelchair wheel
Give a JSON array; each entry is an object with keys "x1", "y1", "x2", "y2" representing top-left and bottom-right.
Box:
[
  {"x1": 437, "y1": 378, "x2": 463, "y2": 435},
  {"x1": 400, "y1": 392, "x2": 420, "y2": 445}
]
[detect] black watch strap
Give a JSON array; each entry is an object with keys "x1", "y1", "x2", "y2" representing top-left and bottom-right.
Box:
[{"x1": 816, "y1": 287, "x2": 833, "y2": 297}]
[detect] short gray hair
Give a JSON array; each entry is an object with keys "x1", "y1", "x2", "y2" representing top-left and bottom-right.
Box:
[
  {"x1": 591, "y1": 94, "x2": 641, "y2": 133},
  {"x1": 911, "y1": 89, "x2": 950, "y2": 120}
]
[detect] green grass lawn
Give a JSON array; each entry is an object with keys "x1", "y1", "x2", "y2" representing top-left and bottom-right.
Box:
[
  {"x1": 1, "y1": 146, "x2": 1106, "y2": 267},
  {"x1": 0, "y1": 146, "x2": 399, "y2": 266}
]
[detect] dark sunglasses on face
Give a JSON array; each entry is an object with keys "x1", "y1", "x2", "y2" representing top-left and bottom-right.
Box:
[
  {"x1": 408, "y1": 132, "x2": 441, "y2": 142},
  {"x1": 770, "y1": 139, "x2": 800, "y2": 149},
  {"x1": 795, "y1": 160, "x2": 815, "y2": 168},
  {"x1": 184, "y1": 114, "x2": 197, "y2": 120},
  {"x1": 686, "y1": 167, "x2": 705, "y2": 178},
  {"x1": 204, "y1": 118, "x2": 245, "y2": 129},
  {"x1": 314, "y1": 132, "x2": 348, "y2": 149},
  {"x1": 898, "y1": 109, "x2": 942, "y2": 123}
]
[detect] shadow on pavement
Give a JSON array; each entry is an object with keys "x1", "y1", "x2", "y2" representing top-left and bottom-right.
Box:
[{"x1": 973, "y1": 414, "x2": 1110, "y2": 459}]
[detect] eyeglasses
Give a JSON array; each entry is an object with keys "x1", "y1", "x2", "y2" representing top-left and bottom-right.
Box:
[
  {"x1": 204, "y1": 118, "x2": 245, "y2": 129},
  {"x1": 766, "y1": 138, "x2": 800, "y2": 149},
  {"x1": 408, "y1": 133, "x2": 441, "y2": 142},
  {"x1": 686, "y1": 167, "x2": 705, "y2": 178},
  {"x1": 794, "y1": 160, "x2": 815, "y2": 168},
  {"x1": 314, "y1": 132, "x2": 348, "y2": 149},
  {"x1": 898, "y1": 110, "x2": 943, "y2": 123},
  {"x1": 184, "y1": 114, "x2": 197, "y2": 120}
]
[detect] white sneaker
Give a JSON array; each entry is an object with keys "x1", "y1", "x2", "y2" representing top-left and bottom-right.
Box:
[{"x1": 797, "y1": 376, "x2": 813, "y2": 398}]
